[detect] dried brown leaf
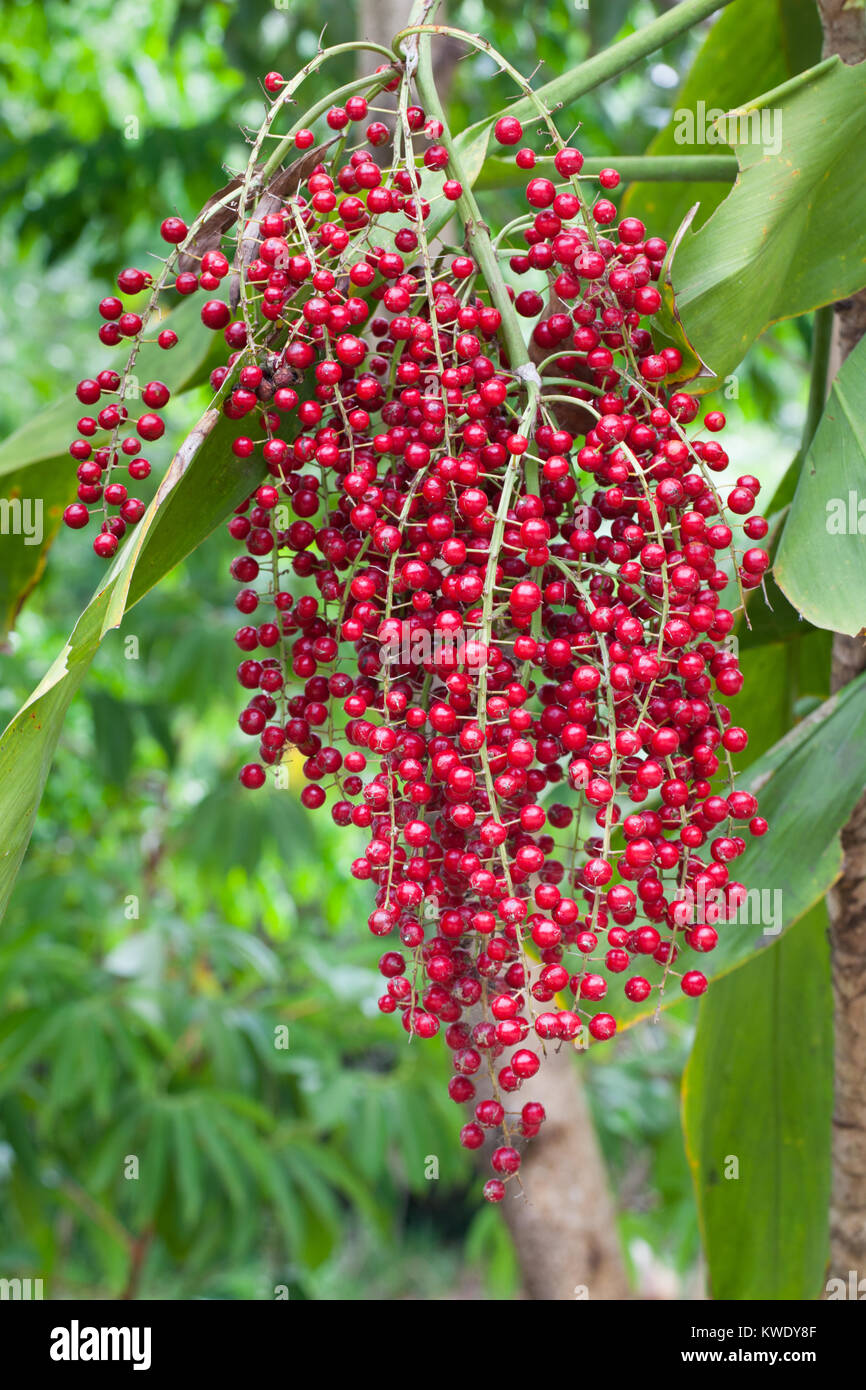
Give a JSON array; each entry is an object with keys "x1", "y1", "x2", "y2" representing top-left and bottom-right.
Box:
[
  {"x1": 176, "y1": 177, "x2": 244, "y2": 274},
  {"x1": 228, "y1": 141, "x2": 334, "y2": 313}
]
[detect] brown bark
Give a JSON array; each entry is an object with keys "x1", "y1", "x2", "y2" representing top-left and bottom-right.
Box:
[
  {"x1": 828, "y1": 628, "x2": 866, "y2": 1280},
  {"x1": 817, "y1": 0, "x2": 866, "y2": 63},
  {"x1": 817, "y1": 0, "x2": 866, "y2": 1286}
]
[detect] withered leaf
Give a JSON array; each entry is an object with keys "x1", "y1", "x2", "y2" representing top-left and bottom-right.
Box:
[
  {"x1": 265, "y1": 139, "x2": 334, "y2": 201},
  {"x1": 176, "y1": 176, "x2": 244, "y2": 274}
]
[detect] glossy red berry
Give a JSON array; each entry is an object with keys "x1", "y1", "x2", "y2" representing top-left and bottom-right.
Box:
[
  {"x1": 494, "y1": 116, "x2": 523, "y2": 146},
  {"x1": 160, "y1": 216, "x2": 188, "y2": 244},
  {"x1": 201, "y1": 300, "x2": 231, "y2": 330}
]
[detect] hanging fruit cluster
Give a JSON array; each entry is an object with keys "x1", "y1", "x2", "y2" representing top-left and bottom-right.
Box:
[{"x1": 60, "y1": 33, "x2": 769, "y2": 1202}]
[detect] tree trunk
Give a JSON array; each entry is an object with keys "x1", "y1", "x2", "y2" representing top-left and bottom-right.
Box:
[
  {"x1": 816, "y1": 0, "x2": 866, "y2": 1287},
  {"x1": 357, "y1": 0, "x2": 463, "y2": 98},
  {"x1": 498, "y1": 1047, "x2": 630, "y2": 1301}
]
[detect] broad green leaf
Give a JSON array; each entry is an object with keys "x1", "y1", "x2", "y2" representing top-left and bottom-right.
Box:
[
  {"x1": 0, "y1": 296, "x2": 214, "y2": 639},
  {"x1": 623, "y1": 0, "x2": 821, "y2": 241},
  {"x1": 682, "y1": 902, "x2": 832, "y2": 1299},
  {"x1": 617, "y1": 673, "x2": 866, "y2": 1030},
  {"x1": 0, "y1": 458, "x2": 72, "y2": 640},
  {"x1": 671, "y1": 56, "x2": 866, "y2": 385},
  {"x1": 775, "y1": 335, "x2": 866, "y2": 637},
  {"x1": 0, "y1": 408, "x2": 265, "y2": 924},
  {"x1": 735, "y1": 501, "x2": 816, "y2": 652},
  {"x1": 733, "y1": 642, "x2": 793, "y2": 762},
  {"x1": 738, "y1": 572, "x2": 812, "y2": 650}
]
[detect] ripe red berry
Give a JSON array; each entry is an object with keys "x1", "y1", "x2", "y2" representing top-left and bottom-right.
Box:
[
  {"x1": 494, "y1": 116, "x2": 523, "y2": 146},
  {"x1": 526, "y1": 178, "x2": 556, "y2": 208},
  {"x1": 137, "y1": 414, "x2": 165, "y2": 441},
  {"x1": 93, "y1": 532, "x2": 118, "y2": 558},
  {"x1": 160, "y1": 216, "x2": 188, "y2": 244},
  {"x1": 63, "y1": 503, "x2": 89, "y2": 529},
  {"x1": 201, "y1": 300, "x2": 231, "y2": 330},
  {"x1": 117, "y1": 267, "x2": 147, "y2": 294}
]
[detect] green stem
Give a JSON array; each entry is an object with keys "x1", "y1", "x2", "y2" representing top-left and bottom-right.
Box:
[
  {"x1": 261, "y1": 51, "x2": 398, "y2": 183},
  {"x1": 801, "y1": 305, "x2": 834, "y2": 456},
  {"x1": 413, "y1": 38, "x2": 535, "y2": 382},
  {"x1": 474, "y1": 153, "x2": 738, "y2": 191}
]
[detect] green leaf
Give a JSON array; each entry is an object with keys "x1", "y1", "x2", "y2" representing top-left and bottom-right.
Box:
[
  {"x1": 671, "y1": 56, "x2": 866, "y2": 385},
  {"x1": 0, "y1": 459, "x2": 72, "y2": 641},
  {"x1": 682, "y1": 903, "x2": 832, "y2": 1299},
  {"x1": 0, "y1": 297, "x2": 214, "y2": 640},
  {"x1": 623, "y1": 0, "x2": 821, "y2": 241},
  {"x1": 138, "y1": 702, "x2": 178, "y2": 768},
  {"x1": 617, "y1": 673, "x2": 866, "y2": 1029},
  {"x1": 0, "y1": 408, "x2": 265, "y2": 924},
  {"x1": 465, "y1": 1203, "x2": 520, "y2": 1299},
  {"x1": 775, "y1": 334, "x2": 866, "y2": 637},
  {"x1": 88, "y1": 690, "x2": 136, "y2": 787},
  {"x1": 735, "y1": 498, "x2": 811, "y2": 650}
]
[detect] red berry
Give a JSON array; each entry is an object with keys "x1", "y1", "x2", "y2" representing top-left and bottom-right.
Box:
[
  {"x1": 160, "y1": 216, "x2": 188, "y2": 244},
  {"x1": 63, "y1": 503, "x2": 89, "y2": 530},
  {"x1": 201, "y1": 300, "x2": 231, "y2": 330},
  {"x1": 93, "y1": 532, "x2": 118, "y2": 559},
  {"x1": 494, "y1": 116, "x2": 523, "y2": 146}
]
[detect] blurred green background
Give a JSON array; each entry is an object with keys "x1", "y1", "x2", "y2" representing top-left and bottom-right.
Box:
[{"x1": 0, "y1": 0, "x2": 816, "y2": 1298}]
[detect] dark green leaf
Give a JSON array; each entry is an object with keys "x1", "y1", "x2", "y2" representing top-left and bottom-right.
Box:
[
  {"x1": 775, "y1": 334, "x2": 866, "y2": 636},
  {"x1": 682, "y1": 903, "x2": 832, "y2": 1299}
]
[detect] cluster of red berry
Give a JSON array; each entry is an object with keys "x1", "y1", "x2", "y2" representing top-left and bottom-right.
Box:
[{"x1": 61, "y1": 62, "x2": 768, "y2": 1201}]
